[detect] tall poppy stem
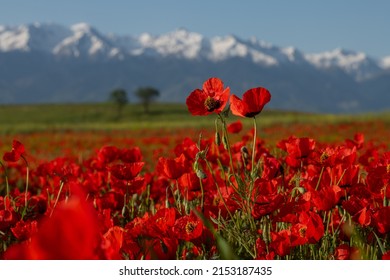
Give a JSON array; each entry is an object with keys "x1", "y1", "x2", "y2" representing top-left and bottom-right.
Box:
[
  {"x1": 0, "y1": 161, "x2": 10, "y2": 210},
  {"x1": 251, "y1": 117, "x2": 257, "y2": 178},
  {"x1": 219, "y1": 115, "x2": 236, "y2": 176},
  {"x1": 51, "y1": 180, "x2": 64, "y2": 217},
  {"x1": 21, "y1": 155, "x2": 29, "y2": 209}
]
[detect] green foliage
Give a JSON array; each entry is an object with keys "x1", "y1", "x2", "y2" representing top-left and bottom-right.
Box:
[{"x1": 109, "y1": 88, "x2": 128, "y2": 120}]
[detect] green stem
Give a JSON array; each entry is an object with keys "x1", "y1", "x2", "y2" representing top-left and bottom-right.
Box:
[
  {"x1": 51, "y1": 180, "x2": 65, "y2": 217},
  {"x1": 315, "y1": 166, "x2": 325, "y2": 191},
  {"x1": 204, "y1": 159, "x2": 234, "y2": 220},
  {"x1": 199, "y1": 177, "x2": 204, "y2": 212},
  {"x1": 24, "y1": 166, "x2": 29, "y2": 208},
  {"x1": 247, "y1": 117, "x2": 258, "y2": 231},
  {"x1": 219, "y1": 114, "x2": 236, "y2": 176},
  {"x1": 0, "y1": 161, "x2": 10, "y2": 209},
  {"x1": 20, "y1": 156, "x2": 29, "y2": 219},
  {"x1": 251, "y1": 117, "x2": 257, "y2": 178}
]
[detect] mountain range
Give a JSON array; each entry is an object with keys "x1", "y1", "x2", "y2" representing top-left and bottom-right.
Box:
[{"x1": 0, "y1": 22, "x2": 389, "y2": 113}]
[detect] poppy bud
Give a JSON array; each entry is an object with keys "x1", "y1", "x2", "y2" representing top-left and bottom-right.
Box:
[
  {"x1": 241, "y1": 146, "x2": 249, "y2": 165},
  {"x1": 222, "y1": 135, "x2": 229, "y2": 150},
  {"x1": 241, "y1": 146, "x2": 249, "y2": 159},
  {"x1": 215, "y1": 131, "x2": 221, "y2": 146},
  {"x1": 196, "y1": 169, "x2": 207, "y2": 179}
]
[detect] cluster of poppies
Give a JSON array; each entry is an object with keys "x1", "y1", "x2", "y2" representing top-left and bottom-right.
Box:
[{"x1": 0, "y1": 77, "x2": 389, "y2": 259}]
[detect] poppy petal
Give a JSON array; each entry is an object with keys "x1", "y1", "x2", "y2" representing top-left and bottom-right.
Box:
[{"x1": 186, "y1": 89, "x2": 209, "y2": 116}]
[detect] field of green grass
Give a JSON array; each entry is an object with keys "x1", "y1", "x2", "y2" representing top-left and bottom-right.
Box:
[{"x1": 1, "y1": 102, "x2": 390, "y2": 134}]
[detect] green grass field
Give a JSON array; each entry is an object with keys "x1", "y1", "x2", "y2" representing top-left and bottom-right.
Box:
[{"x1": 1, "y1": 102, "x2": 389, "y2": 134}]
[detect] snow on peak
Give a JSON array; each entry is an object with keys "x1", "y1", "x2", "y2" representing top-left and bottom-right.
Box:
[
  {"x1": 209, "y1": 35, "x2": 247, "y2": 59},
  {"x1": 208, "y1": 35, "x2": 278, "y2": 66},
  {"x1": 305, "y1": 48, "x2": 367, "y2": 69},
  {"x1": 54, "y1": 22, "x2": 113, "y2": 57},
  {"x1": 281, "y1": 46, "x2": 306, "y2": 63},
  {"x1": 305, "y1": 48, "x2": 382, "y2": 80},
  {"x1": 0, "y1": 23, "x2": 71, "y2": 52},
  {"x1": 71, "y1": 22, "x2": 94, "y2": 33},
  {"x1": 136, "y1": 28, "x2": 204, "y2": 59},
  {"x1": 379, "y1": 56, "x2": 390, "y2": 69},
  {"x1": 0, "y1": 24, "x2": 30, "y2": 51}
]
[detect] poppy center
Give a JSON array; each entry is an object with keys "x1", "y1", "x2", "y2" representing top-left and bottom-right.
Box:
[
  {"x1": 299, "y1": 227, "x2": 307, "y2": 237},
  {"x1": 185, "y1": 221, "x2": 197, "y2": 234},
  {"x1": 204, "y1": 97, "x2": 221, "y2": 112},
  {"x1": 320, "y1": 152, "x2": 329, "y2": 163}
]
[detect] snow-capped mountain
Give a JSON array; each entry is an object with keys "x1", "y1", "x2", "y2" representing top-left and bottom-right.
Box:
[
  {"x1": 0, "y1": 22, "x2": 71, "y2": 52},
  {"x1": 1, "y1": 22, "x2": 387, "y2": 75},
  {"x1": 305, "y1": 48, "x2": 383, "y2": 81},
  {"x1": 52, "y1": 23, "x2": 117, "y2": 57},
  {"x1": 0, "y1": 22, "x2": 389, "y2": 113}
]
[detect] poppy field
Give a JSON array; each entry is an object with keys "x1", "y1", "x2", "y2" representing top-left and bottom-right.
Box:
[{"x1": 1, "y1": 77, "x2": 390, "y2": 260}]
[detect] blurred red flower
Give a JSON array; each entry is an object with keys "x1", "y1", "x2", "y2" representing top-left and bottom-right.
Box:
[
  {"x1": 186, "y1": 77, "x2": 230, "y2": 116},
  {"x1": 3, "y1": 140, "x2": 25, "y2": 162},
  {"x1": 382, "y1": 250, "x2": 390, "y2": 260},
  {"x1": 120, "y1": 147, "x2": 143, "y2": 163},
  {"x1": 110, "y1": 162, "x2": 144, "y2": 180},
  {"x1": 5, "y1": 189, "x2": 101, "y2": 259},
  {"x1": 230, "y1": 87, "x2": 271, "y2": 118},
  {"x1": 334, "y1": 244, "x2": 351, "y2": 260},
  {"x1": 97, "y1": 145, "x2": 120, "y2": 164},
  {"x1": 227, "y1": 120, "x2": 243, "y2": 134}
]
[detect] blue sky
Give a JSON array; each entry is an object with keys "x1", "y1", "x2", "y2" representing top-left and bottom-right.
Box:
[{"x1": 1, "y1": 0, "x2": 389, "y2": 58}]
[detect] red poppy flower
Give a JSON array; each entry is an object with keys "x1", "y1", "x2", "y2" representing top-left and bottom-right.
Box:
[
  {"x1": 5, "y1": 189, "x2": 100, "y2": 259},
  {"x1": 291, "y1": 211, "x2": 324, "y2": 246},
  {"x1": 148, "y1": 208, "x2": 176, "y2": 237},
  {"x1": 186, "y1": 77, "x2": 230, "y2": 116},
  {"x1": 102, "y1": 226, "x2": 125, "y2": 259},
  {"x1": 334, "y1": 244, "x2": 351, "y2": 260},
  {"x1": 382, "y1": 251, "x2": 390, "y2": 260},
  {"x1": 145, "y1": 237, "x2": 179, "y2": 260},
  {"x1": 0, "y1": 209, "x2": 17, "y2": 231},
  {"x1": 312, "y1": 185, "x2": 342, "y2": 211},
  {"x1": 97, "y1": 145, "x2": 119, "y2": 164},
  {"x1": 11, "y1": 220, "x2": 38, "y2": 241},
  {"x1": 227, "y1": 120, "x2": 243, "y2": 134},
  {"x1": 110, "y1": 162, "x2": 144, "y2": 180},
  {"x1": 270, "y1": 230, "x2": 291, "y2": 257},
  {"x1": 3, "y1": 140, "x2": 25, "y2": 162},
  {"x1": 373, "y1": 207, "x2": 390, "y2": 234},
  {"x1": 156, "y1": 154, "x2": 188, "y2": 180},
  {"x1": 230, "y1": 87, "x2": 271, "y2": 118},
  {"x1": 252, "y1": 193, "x2": 284, "y2": 219},
  {"x1": 173, "y1": 212, "x2": 203, "y2": 241},
  {"x1": 277, "y1": 136, "x2": 316, "y2": 167},
  {"x1": 120, "y1": 147, "x2": 143, "y2": 163}
]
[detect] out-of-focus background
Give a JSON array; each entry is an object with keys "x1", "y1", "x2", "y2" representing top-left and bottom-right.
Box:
[
  {"x1": 1, "y1": 0, "x2": 389, "y2": 112},
  {"x1": 0, "y1": 0, "x2": 389, "y2": 161}
]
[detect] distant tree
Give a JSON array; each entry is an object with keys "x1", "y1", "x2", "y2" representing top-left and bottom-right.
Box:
[
  {"x1": 135, "y1": 87, "x2": 160, "y2": 114},
  {"x1": 109, "y1": 88, "x2": 128, "y2": 120}
]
